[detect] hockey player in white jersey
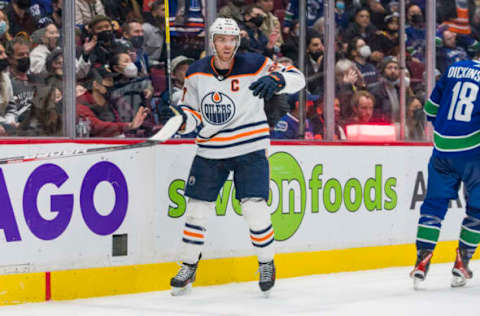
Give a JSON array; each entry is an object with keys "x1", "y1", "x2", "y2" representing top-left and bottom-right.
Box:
[{"x1": 167, "y1": 17, "x2": 305, "y2": 296}]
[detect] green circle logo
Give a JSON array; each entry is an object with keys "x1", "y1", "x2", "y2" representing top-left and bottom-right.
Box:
[{"x1": 269, "y1": 152, "x2": 306, "y2": 241}]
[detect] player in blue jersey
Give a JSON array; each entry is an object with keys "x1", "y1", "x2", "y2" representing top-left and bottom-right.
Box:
[
  {"x1": 410, "y1": 59, "x2": 480, "y2": 288},
  {"x1": 167, "y1": 18, "x2": 305, "y2": 296}
]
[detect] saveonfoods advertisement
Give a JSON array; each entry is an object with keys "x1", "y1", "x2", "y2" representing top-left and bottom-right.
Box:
[{"x1": 0, "y1": 143, "x2": 467, "y2": 272}]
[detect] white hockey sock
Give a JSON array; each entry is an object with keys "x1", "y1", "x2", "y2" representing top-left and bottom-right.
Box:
[
  {"x1": 179, "y1": 199, "x2": 214, "y2": 265},
  {"x1": 241, "y1": 199, "x2": 275, "y2": 263}
]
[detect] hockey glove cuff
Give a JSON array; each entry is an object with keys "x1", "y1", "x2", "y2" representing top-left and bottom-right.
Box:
[{"x1": 249, "y1": 72, "x2": 286, "y2": 101}]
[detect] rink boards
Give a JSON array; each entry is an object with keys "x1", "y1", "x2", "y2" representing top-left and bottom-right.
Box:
[{"x1": 0, "y1": 140, "x2": 475, "y2": 304}]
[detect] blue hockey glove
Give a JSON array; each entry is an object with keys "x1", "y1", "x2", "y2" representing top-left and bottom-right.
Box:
[{"x1": 249, "y1": 72, "x2": 286, "y2": 101}]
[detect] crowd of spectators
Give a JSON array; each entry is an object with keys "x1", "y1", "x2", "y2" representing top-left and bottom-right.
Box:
[{"x1": 0, "y1": 0, "x2": 477, "y2": 140}]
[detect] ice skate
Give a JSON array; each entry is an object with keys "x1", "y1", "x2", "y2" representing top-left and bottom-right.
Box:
[
  {"x1": 410, "y1": 249, "x2": 433, "y2": 290},
  {"x1": 451, "y1": 248, "x2": 473, "y2": 288},
  {"x1": 258, "y1": 260, "x2": 276, "y2": 297},
  {"x1": 170, "y1": 261, "x2": 198, "y2": 296}
]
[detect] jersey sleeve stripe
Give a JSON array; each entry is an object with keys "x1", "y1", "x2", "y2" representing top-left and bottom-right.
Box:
[
  {"x1": 428, "y1": 98, "x2": 439, "y2": 107},
  {"x1": 424, "y1": 100, "x2": 439, "y2": 117},
  {"x1": 196, "y1": 127, "x2": 270, "y2": 143},
  {"x1": 433, "y1": 129, "x2": 480, "y2": 151},
  {"x1": 183, "y1": 108, "x2": 202, "y2": 122}
]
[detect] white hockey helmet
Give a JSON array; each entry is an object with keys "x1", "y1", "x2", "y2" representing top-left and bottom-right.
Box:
[{"x1": 209, "y1": 18, "x2": 241, "y2": 57}]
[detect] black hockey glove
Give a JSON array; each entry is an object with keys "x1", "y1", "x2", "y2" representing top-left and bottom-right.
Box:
[
  {"x1": 158, "y1": 104, "x2": 187, "y2": 126},
  {"x1": 249, "y1": 72, "x2": 286, "y2": 101}
]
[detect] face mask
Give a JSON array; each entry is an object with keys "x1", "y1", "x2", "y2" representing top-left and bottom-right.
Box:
[
  {"x1": 16, "y1": 57, "x2": 30, "y2": 73},
  {"x1": 358, "y1": 45, "x2": 371, "y2": 58},
  {"x1": 97, "y1": 30, "x2": 114, "y2": 43},
  {"x1": 310, "y1": 51, "x2": 322, "y2": 61},
  {"x1": 130, "y1": 36, "x2": 144, "y2": 49},
  {"x1": 56, "y1": 8, "x2": 62, "y2": 16},
  {"x1": 336, "y1": 1, "x2": 345, "y2": 11},
  {"x1": 98, "y1": 84, "x2": 112, "y2": 99},
  {"x1": 0, "y1": 58, "x2": 8, "y2": 72},
  {"x1": 0, "y1": 21, "x2": 7, "y2": 37},
  {"x1": 122, "y1": 62, "x2": 138, "y2": 78},
  {"x1": 411, "y1": 14, "x2": 423, "y2": 25},
  {"x1": 250, "y1": 15, "x2": 264, "y2": 27}
]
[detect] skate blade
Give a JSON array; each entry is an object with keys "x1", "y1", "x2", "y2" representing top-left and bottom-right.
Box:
[
  {"x1": 261, "y1": 289, "x2": 272, "y2": 298},
  {"x1": 171, "y1": 284, "x2": 192, "y2": 296},
  {"x1": 451, "y1": 275, "x2": 467, "y2": 288},
  {"x1": 412, "y1": 277, "x2": 424, "y2": 290}
]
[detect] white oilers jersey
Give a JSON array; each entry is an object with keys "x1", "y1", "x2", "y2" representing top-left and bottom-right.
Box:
[{"x1": 178, "y1": 52, "x2": 305, "y2": 159}]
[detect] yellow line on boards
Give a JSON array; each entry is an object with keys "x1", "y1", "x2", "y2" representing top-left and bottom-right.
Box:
[{"x1": 0, "y1": 241, "x2": 476, "y2": 305}]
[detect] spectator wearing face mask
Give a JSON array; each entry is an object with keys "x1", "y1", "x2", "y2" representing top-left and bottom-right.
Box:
[
  {"x1": 122, "y1": 18, "x2": 150, "y2": 77},
  {"x1": 406, "y1": 4, "x2": 426, "y2": 63},
  {"x1": 4, "y1": 36, "x2": 43, "y2": 128},
  {"x1": 5, "y1": 0, "x2": 36, "y2": 37},
  {"x1": 109, "y1": 51, "x2": 155, "y2": 134},
  {"x1": 76, "y1": 66, "x2": 148, "y2": 137},
  {"x1": 29, "y1": 23, "x2": 60, "y2": 74},
  {"x1": 0, "y1": 9, "x2": 12, "y2": 44},
  {"x1": 156, "y1": 55, "x2": 193, "y2": 123},
  {"x1": 0, "y1": 42, "x2": 14, "y2": 136},
  {"x1": 255, "y1": 0, "x2": 283, "y2": 48},
  {"x1": 239, "y1": 5, "x2": 275, "y2": 57},
  {"x1": 83, "y1": 15, "x2": 122, "y2": 68},
  {"x1": 347, "y1": 36, "x2": 379, "y2": 88}
]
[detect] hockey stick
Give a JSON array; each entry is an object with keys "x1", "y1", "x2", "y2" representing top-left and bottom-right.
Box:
[
  {"x1": 164, "y1": 0, "x2": 172, "y2": 103},
  {"x1": 0, "y1": 114, "x2": 184, "y2": 165}
]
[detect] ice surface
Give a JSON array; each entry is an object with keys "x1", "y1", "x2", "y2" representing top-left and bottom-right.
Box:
[{"x1": 1, "y1": 261, "x2": 479, "y2": 316}]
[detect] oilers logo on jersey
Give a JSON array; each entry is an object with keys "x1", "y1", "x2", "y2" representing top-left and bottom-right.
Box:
[{"x1": 200, "y1": 91, "x2": 236, "y2": 125}]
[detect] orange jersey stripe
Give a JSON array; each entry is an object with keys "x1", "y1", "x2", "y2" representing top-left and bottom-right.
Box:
[
  {"x1": 184, "y1": 108, "x2": 202, "y2": 121},
  {"x1": 183, "y1": 230, "x2": 204, "y2": 239},
  {"x1": 251, "y1": 230, "x2": 274, "y2": 242},
  {"x1": 196, "y1": 127, "x2": 270, "y2": 143}
]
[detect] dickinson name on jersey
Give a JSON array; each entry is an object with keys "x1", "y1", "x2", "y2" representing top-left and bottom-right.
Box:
[
  {"x1": 178, "y1": 52, "x2": 305, "y2": 159},
  {"x1": 424, "y1": 60, "x2": 480, "y2": 156}
]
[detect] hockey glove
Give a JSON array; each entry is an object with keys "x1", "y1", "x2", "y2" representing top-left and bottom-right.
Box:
[
  {"x1": 150, "y1": 105, "x2": 187, "y2": 142},
  {"x1": 249, "y1": 72, "x2": 286, "y2": 101}
]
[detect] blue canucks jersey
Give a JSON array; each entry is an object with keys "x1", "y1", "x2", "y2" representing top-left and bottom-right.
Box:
[
  {"x1": 424, "y1": 59, "x2": 480, "y2": 156},
  {"x1": 271, "y1": 113, "x2": 313, "y2": 140}
]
